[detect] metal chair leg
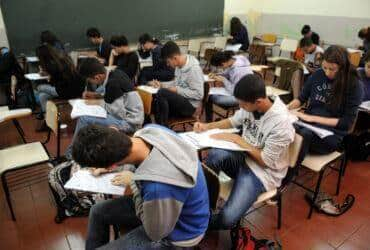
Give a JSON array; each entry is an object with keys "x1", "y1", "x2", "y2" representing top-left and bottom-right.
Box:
[
  {"x1": 308, "y1": 170, "x2": 325, "y2": 219},
  {"x1": 1, "y1": 173, "x2": 16, "y2": 220},
  {"x1": 336, "y1": 155, "x2": 346, "y2": 195},
  {"x1": 12, "y1": 119, "x2": 26, "y2": 143},
  {"x1": 277, "y1": 194, "x2": 282, "y2": 229}
]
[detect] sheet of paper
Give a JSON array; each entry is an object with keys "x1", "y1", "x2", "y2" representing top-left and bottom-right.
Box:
[
  {"x1": 137, "y1": 85, "x2": 159, "y2": 94},
  {"x1": 225, "y1": 44, "x2": 242, "y2": 52},
  {"x1": 65, "y1": 170, "x2": 125, "y2": 196},
  {"x1": 359, "y1": 101, "x2": 370, "y2": 111},
  {"x1": 295, "y1": 120, "x2": 333, "y2": 139},
  {"x1": 250, "y1": 65, "x2": 269, "y2": 72},
  {"x1": 209, "y1": 87, "x2": 232, "y2": 96},
  {"x1": 180, "y1": 128, "x2": 248, "y2": 151},
  {"x1": 347, "y1": 48, "x2": 362, "y2": 53},
  {"x1": 24, "y1": 73, "x2": 49, "y2": 81},
  {"x1": 70, "y1": 99, "x2": 107, "y2": 119},
  {"x1": 26, "y1": 56, "x2": 39, "y2": 62},
  {"x1": 266, "y1": 86, "x2": 290, "y2": 96}
]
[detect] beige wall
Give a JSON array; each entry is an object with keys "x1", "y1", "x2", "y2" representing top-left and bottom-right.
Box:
[{"x1": 0, "y1": 8, "x2": 9, "y2": 47}]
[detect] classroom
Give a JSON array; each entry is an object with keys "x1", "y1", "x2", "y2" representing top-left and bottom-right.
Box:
[{"x1": 0, "y1": 0, "x2": 369, "y2": 249}]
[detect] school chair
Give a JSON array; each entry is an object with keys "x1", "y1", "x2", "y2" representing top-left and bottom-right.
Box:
[
  {"x1": 0, "y1": 106, "x2": 31, "y2": 143},
  {"x1": 267, "y1": 38, "x2": 299, "y2": 63},
  {"x1": 261, "y1": 33, "x2": 278, "y2": 44},
  {"x1": 0, "y1": 109, "x2": 50, "y2": 221},
  {"x1": 207, "y1": 134, "x2": 303, "y2": 229},
  {"x1": 188, "y1": 39, "x2": 203, "y2": 59},
  {"x1": 347, "y1": 49, "x2": 362, "y2": 67},
  {"x1": 248, "y1": 44, "x2": 267, "y2": 65},
  {"x1": 136, "y1": 88, "x2": 154, "y2": 124},
  {"x1": 214, "y1": 36, "x2": 228, "y2": 50}
]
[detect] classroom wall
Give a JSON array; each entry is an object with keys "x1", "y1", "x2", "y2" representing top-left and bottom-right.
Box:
[{"x1": 0, "y1": 7, "x2": 9, "y2": 47}]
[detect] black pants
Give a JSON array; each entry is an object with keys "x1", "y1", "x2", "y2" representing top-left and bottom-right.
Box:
[
  {"x1": 138, "y1": 67, "x2": 174, "y2": 85},
  {"x1": 154, "y1": 88, "x2": 195, "y2": 126},
  {"x1": 294, "y1": 124, "x2": 343, "y2": 165}
]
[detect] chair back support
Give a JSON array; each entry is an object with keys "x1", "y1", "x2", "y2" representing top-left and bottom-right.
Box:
[
  {"x1": 45, "y1": 100, "x2": 59, "y2": 135},
  {"x1": 188, "y1": 39, "x2": 202, "y2": 55},
  {"x1": 214, "y1": 36, "x2": 228, "y2": 50},
  {"x1": 289, "y1": 134, "x2": 303, "y2": 168},
  {"x1": 262, "y1": 33, "x2": 277, "y2": 43},
  {"x1": 136, "y1": 89, "x2": 153, "y2": 115},
  {"x1": 280, "y1": 39, "x2": 299, "y2": 53}
]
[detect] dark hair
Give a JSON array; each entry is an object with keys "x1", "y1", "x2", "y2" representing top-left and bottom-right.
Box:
[
  {"x1": 364, "y1": 50, "x2": 370, "y2": 64},
  {"x1": 323, "y1": 45, "x2": 359, "y2": 109},
  {"x1": 78, "y1": 58, "x2": 105, "y2": 78},
  {"x1": 86, "y1": 27, "x2": 101, "y2": 38},
  {"x1": 230, "y1": 17, "x2": 245, "y2": 36},
  {"x1": 233, "y1": 74, "x2": 266, "y2": 102},
  {"x1": 161, "y1": 41, "x2": 181, "y2": 59},
  {"x1": 110, "y1": 35, "x2": 128, "y2": 47},
  {"x1": 72, "y1": 125, "x2": 133, "y2": 168},
  {"x1": 139, "y1": 33, "x2": 158, "y2": 45},
  {"x1": 301, "y1": 25, "x2": 311, "y2": 35},
  {"x1": 358, "y1": 27, "x2": 370, "y2": 41},
  {"x1": 299, "y1": 37, "x2": 313, "y2": 48},
  {"x1": 40, "y1": 30, "x2": 61, "y2": 45},
  {"x1": 210, "y1": 51, "x2": 235, "y2": 66}
]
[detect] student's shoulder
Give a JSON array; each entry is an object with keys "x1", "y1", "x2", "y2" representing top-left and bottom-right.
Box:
[{"x1": 140, "y1": 180, "x2": 189, "y2": 201}]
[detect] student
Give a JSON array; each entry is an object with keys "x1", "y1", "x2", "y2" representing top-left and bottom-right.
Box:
[
  {"x1": 86, "y1": 27, "x2": 112, "y2": 64},
  {"x1": 35, "y1": 44, "x2": 84, "y2": 119},
  {"x1": 137, "y1": 33, "x2": 175, "y2": 85},
  {"x1": 0, "y1": 47, "x2": 21, "y2": 84},
  {"x1": 194, "y1": 74, "x2": 295, "y2": 229},
  {"x1": 358, "y1": 27, "x2": 370, "y2": 54},
  {"x1": 40, "y1": 30, "x2": 66, "y2": 54},
  {"x1": 150, "y1": 41, "x2": 204, "y2": 126},
  {"x1": 228, "y1": 17, "x2": 250, "y2": 51},
  {"x1": 358, "y1": 51, "x2": 370, "y2": 101},
  {"x1": 71, "y1": 124, "x2": 210, "y2": 249},
  {"x1": 205, "y1": 50, "x2": 253, "y2": 122},
  {"x1": 108, "y1": 35, "x2": 139, "y2": 81},
  {"x1": 301, "y1": 25, "x2": 320, "y2": 45},
  {"x1": 299, "y1": 38, "x2": 324, "y2": 74},
  {"x1": 288, "y1": 45, "x2": 363, "y2": 161}
]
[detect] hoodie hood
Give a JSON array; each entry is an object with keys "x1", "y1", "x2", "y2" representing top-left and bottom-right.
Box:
[
  {"x1": 232, "y1": 55, "x2": 251, "y2": 68},
  {"x1": 179, "y1": 55, "x2": 200, "y2": 73},
  {"x1": 223, "y1": 55, "x2": 253, "y2": 94},
  {"x1": 133, "y1": 125, "x2": 199, "y2": 188}
]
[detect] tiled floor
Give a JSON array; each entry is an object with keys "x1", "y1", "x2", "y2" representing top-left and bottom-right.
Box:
[{"x1": 1, "y1": 115, "x2": 369, "y2": 250}]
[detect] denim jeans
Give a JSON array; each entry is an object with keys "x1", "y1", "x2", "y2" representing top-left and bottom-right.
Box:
[
  {"x1": 37, "y1": 84, "x2": 58, "y2": 112},
  {"x1": 205, "y1": 95, "x2": 238, "y2": 122},
  {"x1": 65, "y1": 114, "x2": 134, "y2": 159},
  {"x1": 87, "y1": 196, "x2": 174, "y2": 250},
  {"x1": 205, "y1": 149, "x2": 265, "y2": 230}
]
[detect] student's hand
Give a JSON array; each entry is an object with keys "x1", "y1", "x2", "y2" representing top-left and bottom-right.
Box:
[
  {"x1": 111, "y1": 171, "x2": 134, "y2": 186},
  {"x1": 97, "y1": 58, "x2": 106, "y2": 64},
  {"x1": 212, "y1": 75, "x2": 226, "y2": 83},
  {"x1": 89, "y1": 168, "x2": 109, "y2": 177},
  {"x1": 291, "y1": 110, "x2": 314, "y2": 123},
  {"x1": 111, "y1": 49, "x2": 118, "y2": 57},
  {"x1": 148, "y1": 80, "x2": 161, "y2": 88},
  {"x1": 211, "y1": 133, "x2": 251, "y2": 149},
  {"x1": 167, "y1": 86, "x2": 177, "y2": 93},
  {"x1": 82, "y1": 91, "x2": 97, "y2": 99},
  {"x1": 193, "y1": 122, "x2": 209, "y2": 133},
  {"x1": 84, "y1": 99, "x2": 102, "y2": 106}
]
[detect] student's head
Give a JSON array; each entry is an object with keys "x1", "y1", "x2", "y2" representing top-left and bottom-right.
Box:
[
  {"x1": 299, "y1": 37, "x2": 315, "y2": 53},
  {"x1": 40, "y1": 30, "x2": 60, "y2": 45},
  {"x1": 301, "y1": 25, "x2": 312, "y2": 38},
  {"x1": 358, "y1": 27, "x2": 370, "y2": 41},
  {"x1": 36, "y1": 44, "x2": 69, "y2": 73},
  {"x1": 210, "y1": 51, "x2": 235, "y2": 69},
  {"x1": 72, "y1": 125, "x2": 133, "y2": 168},
  {"x1": 233, "y1": 74, "x2": 267, "y2": 112},
  {"x1": 138, "y1": 33, "x2": 157, "y2": 51},
  {"x1": 322, "y1": 45, "x2": 358, "y2": 108},
  {"x1": 161, "y1": 41, "x2": 183, "y2": 68},
  {"x1": 230, "y1": 17, "x2": 244, "y2": 36},
  {"x1": 110, "y1": 35, "x2": 130, "y2": 54},
  {"x1": 78, "y1": 58, "x2": 106, "y2": 85},
  {"x1": 314, "y1": 52, "x2": 324, "y2": 67},
  {"x1": 364, "y1": 51, "x2": 370, "y2": 78},
  {"x1": 86, "y1": 27, "x2": 102, "y2": 45}
]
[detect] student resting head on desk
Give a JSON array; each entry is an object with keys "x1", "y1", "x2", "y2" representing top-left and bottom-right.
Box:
[
  {"x1": 193, "y1": 74, "x2": 295, "y2": 230},
  {"x1": 71, "y1": 124, "x2": 210, "y2": 250},
  {"x1": 205, "y1": 50, "x2": 254, "y2": 122},
  {"x1": 108, "y1": 35, "x2": 139, "y2": 81},
  {"x1": 287, "y1": 45, "x2": 363, "y2": 163},
  {"x1": 149, "y1": 41, "x2": 204, "y2": 126},
  {"x1": 137, "y1": 33, "x2": 174, "y2": 85},
  {"x1": 86, "y1": 27, "x2": 111, "y2": 65}
]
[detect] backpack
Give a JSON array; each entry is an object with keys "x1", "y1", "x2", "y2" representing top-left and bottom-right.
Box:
[
  {"x1": 48, "y1": 160, "x2": 105, "y2": 223},
  {"x1": 231, "y1": 226, "x2": 281, "y2": 250}
]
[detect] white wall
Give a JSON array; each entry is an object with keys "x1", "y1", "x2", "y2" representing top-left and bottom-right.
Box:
[{"x1": 0, "y1": 7, "x2": 9, "y2": 47}]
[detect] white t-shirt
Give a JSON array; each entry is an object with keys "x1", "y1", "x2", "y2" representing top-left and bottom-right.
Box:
[
  {"x1": 304, "y1": 45, "x2": 324, "y2": 65},
  {"x1": 229, "y1": 96, "x2": 295, "y2": 191}
]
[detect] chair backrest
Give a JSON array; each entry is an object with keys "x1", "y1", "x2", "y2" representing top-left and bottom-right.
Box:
[
  {"x1": 288, "y1": 134, "x2": 303, "y2": 168},
  {"x1": 193, "y1": 80, "x2": 211, "y2": 120},
  {"x1": 214, "y1": 36, "x2": 228, "y2": 50},
  {"x1": 136, "y1": 88, "x2": 153, "y2": 115},
  {"x1": 262, "y1": 33, "x2": 277, "y2": 43},
  {"x1": 280, "y1": 39, "x2": 299, "y2": 53},
  {"x1": 201, "y1": 163, "x2": 220, "y2": 210},
  {"x1": 348, "y1": 51, "x2": 361, "y2": 67},
  {"x1": 188, "y1": 39, "x2": 202, "y2": 55},
  {"x1": 45, "y1": 100, "x2": 59, "y2": 135}
]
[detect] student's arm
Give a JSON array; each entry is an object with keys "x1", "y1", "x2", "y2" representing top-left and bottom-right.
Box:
[
  {"x1": 175, "y1": 66, "x2": 204, "y2": 100},
  {"x1": 108, "y1": 50, "x2": 115, "y2": 67},
  {"x1": 287, "y1": 74, "x2": 314, "y2": 110},
  {"x1": 0, "y1": 53, "x2": 13, "y2": 74},
  {"x1": 131, "y1": 181, "x2": 184, "y2": 241},
  {"x1": 193, "y1": 119, "x2": 233, "y2": 132},
  {"x1": 126, "y1": 53, "x2": 139, "y2": 79},
  {"x1": 287, "y1": 99, "x2": 302, "y2": 110}
]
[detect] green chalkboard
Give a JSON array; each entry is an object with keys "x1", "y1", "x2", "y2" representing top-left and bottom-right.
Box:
[{"x1": 1, "y1": 0, "x2": 224, "y2": 55}]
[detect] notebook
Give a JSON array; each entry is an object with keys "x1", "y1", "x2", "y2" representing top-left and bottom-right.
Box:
[
  {"x1": 70, "y1": 99, "x2": 107, "y2": 119},
  {"x1": 137, "y1": 85, "x2": 159, "y2": 94}
]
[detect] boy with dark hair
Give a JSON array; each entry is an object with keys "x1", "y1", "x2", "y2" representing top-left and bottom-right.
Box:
[
  {"x1": 108, "y1": 35, "x2": 139, "y2": 81},
  {"x1": 149, "y1": 41, "x2": 204, "y2": 126},
  {"x1": 301, "y1": 24, "x2": 320, "y2": 45},
  {"x1": 72, "y1": 124, "x2": 210, "y2": 250},
  {"x1": 137, "y1": 33, "x2": 174, "y2": 85},
  {"x1": 358, "y1": 51, "x2": 370, "y2": 101},
  {"x1": 86, "y1": 27, "x2": 111, "y2": 64},
  {"x1": 300, "y1": 37, "x2": 324, "y2": 73},
  {"x1": 194, "y1": 74, "x2": 295, "y2": 230}
]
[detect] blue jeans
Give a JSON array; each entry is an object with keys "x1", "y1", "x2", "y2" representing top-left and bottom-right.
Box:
[
  {"x1": 65, "y1": 114, "x2": 135, "y2": 159},
  {"x1": 206, "y1": 149, "x2": 265, "y2": 230},
  {"x1": 205, "y1": 95, "x2": 238, "y2": 122},
  {"x1": 37, "y1": 84, "x2": 58, "y2": 112},
  {"x1": 87, "y1": 196, "x2": 173, "y2": 250}
]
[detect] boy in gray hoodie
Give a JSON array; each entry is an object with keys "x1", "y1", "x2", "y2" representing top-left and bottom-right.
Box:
[
  {"x1": 206, "y1": 51, "x2": 254, "y2": 121},
  {"x1": 149, "y1": 41, "x2": 204, "y2": 126},
  {"x1": 194, "y1": 74, "x2": 295, "y2": 230},
  {"x1": 72, "y1": 124, "x2": 210, "y2": 250}
]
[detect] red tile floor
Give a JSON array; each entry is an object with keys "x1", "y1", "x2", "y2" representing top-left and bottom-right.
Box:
[{"x1": 1, "y1": 116, "x2": 369, "y2": 250}]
